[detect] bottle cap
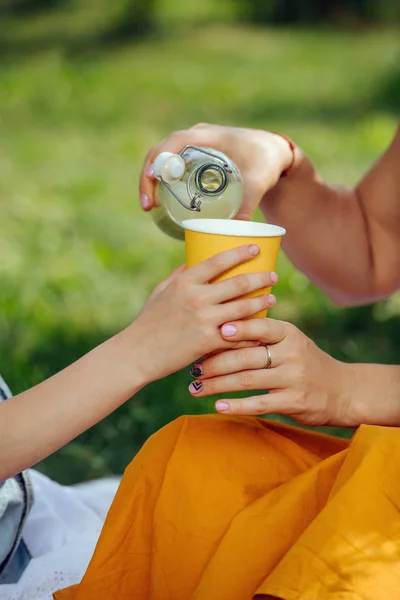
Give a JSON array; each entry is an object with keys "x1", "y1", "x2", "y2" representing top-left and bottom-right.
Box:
[{"x1": 153, "y1": 152, "x2": 185, "y2": 184}]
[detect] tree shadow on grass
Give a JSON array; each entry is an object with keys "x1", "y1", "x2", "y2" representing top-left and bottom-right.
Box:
[
  {"x1": 228, "y1": 63, "x2": 399, "y2": 127},
  {"x1": 0, "y1": 0, "x2": 158, "y2": 61}
]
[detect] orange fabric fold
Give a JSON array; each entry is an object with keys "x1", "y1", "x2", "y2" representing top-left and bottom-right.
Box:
[{"x1": 54, "y1": 415, "x2": 400, "y2": 600}]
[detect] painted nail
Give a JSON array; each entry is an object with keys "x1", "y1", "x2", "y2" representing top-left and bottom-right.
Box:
[
  {"x1": 270, "y1": 272, "x2": 278, "y2": 284},
  {"x1": 189, "y1": 381, "x2": 203, "y2": 394},
  {"x1": 248, "y1": 244, "x2": 260, "y2": 256},
  {"x1": 215, "y1": 401, "x2": 230, "y2": 412},
  {"x1": 140, "y1": 193, "x2": 151, "y2": 211},
  {"x1": 268, "y1": 294, "x2": 276, "y2": 305},
  {"x1": 221, "y1": 324, "x2": 237, "y2": 337},
  {"x1": 190, "y1": 363, "x2": 203, "y2": 377},
  {"x1": 145, "y1": 164, "x2": 154, "y2": 178}
]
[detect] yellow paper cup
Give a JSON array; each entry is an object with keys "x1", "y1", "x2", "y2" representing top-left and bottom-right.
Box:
[{"x1": 183, "y1": 219, "x2": 286, "y2": 318}]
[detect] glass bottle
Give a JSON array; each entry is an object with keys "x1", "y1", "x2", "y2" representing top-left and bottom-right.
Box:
[{"x1": 151, "y1": 145, "x2": 243, "y2": 240}]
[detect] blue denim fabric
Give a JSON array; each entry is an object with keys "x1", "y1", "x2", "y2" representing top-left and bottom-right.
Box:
[
  {"x1": 0, "y1": 538, "x2": 31, "y2": 584},
  {"x1": 0, "y1": 376, "x2": 33, "y2": 584}
]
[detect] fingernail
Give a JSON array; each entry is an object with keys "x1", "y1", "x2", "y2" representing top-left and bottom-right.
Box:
[
  {"x1": 140, "y1": 193, "x2": 151, "y2": 211},
  {"x1": 189, "y1": 381, "x2": 203, "y2": 394},
  {"x1": 145, "y1": 164, "x2": 154, "y2": 178},
  {"x1": 216, "y1": 401, "x2": 230, "y2": 412},
  {"x1": 190, "y1": 363, "x2": 203, "y2": 377},
  {"x1": 221, "y1": 324, "x2": 237, "y2": 337},
  {"x1": 248, "y1": 244, "x2": 260, "y2": 256},
  {"x1": 270, "y1": 272, "x2": 278, "y2": 284},
  {"x1": 268, "y1": 294, "x2": 276, "y2": 305}
]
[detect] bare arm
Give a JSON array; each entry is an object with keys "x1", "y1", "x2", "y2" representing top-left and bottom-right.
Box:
[
  {"x1": 141, "y1": 124, "x2": 400, "y2": 306},
  {"x1": 0, "y1": 333, "x2": 145, "y2": 480},
  {"x1": 262, "y1": 125, "x2": 400, "y2": 306},
  {"x1": 346, "y1": 363, "x2": 400, "y2": 427},
  {"x1": 0, "y1": 245, "x2": 276, "y2": 479}
]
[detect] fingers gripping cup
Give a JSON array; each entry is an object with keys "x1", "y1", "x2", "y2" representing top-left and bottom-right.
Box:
[{"x1": 183, "y1": 219, "x2": 286, "y2": 318}]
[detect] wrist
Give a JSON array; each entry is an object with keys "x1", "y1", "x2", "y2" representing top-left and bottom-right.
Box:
[
  {"x1": 273, "y1": 133, "x2": 295, "y2": 176},
  {"x1": 271, "y1": 133, "x2": 315, "y2": 182},
  {"x1": 340, "y1": 363, "x2": 400, "y2": 427},
  {"x1": 333, "y1": 360, "x2": 379, "y2": 427},
  {"x1": 334, "y1": 361, "x2": 359, "y2": 426},
  {"x1": 110, "y1": 328, "x2": 151, "y2": 395}
]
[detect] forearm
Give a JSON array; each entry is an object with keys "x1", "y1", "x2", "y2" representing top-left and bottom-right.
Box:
[
  {"x1": 0, "y1": 329, "x2": 147, "y2": 480},
  {"x1": 261, "y1": 127, "x2": 400, "y2": 306},
  {"x1": 0, "y1": 244, "x2": 278, "y2": 479},
  {"x1": 346, "y1": 363, "x2": 400, "y2": 427},
  {"x1": 262, "y1": 170, "x2": 370, "y2": 305}
]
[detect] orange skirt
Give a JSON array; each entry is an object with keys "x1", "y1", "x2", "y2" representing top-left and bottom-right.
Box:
[{"x1": 54, "y1": 415, "x2": 400, "y2": 599}]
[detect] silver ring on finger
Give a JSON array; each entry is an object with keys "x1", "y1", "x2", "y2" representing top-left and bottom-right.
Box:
[{"x1": 262, "y1": 344, "x2": 272, "y2": 369}]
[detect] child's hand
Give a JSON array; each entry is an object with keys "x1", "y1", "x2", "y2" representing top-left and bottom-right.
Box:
[
  {"x1": 125, "y1": 245, "x2": 278, "y2": 385},
  {"x1": 0, "y1": 247, "x2": 277, "y2": 479},
  {"x1": 139, "y1": 123, "x2": 293, "y2": 221}
]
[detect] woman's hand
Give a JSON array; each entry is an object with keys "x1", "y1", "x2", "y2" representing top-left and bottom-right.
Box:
[
  {"x1": 1, "y1": 246, "x2": 279, "y2": 479},
  {"x1": 139, "y1": 123, "x2": 294, "y2": 221},
  {"x1": 188, "y1": 317, "x2": 355, "y2": 427},
  {"x1": 124, "y1": 245, "x2": 278, "y2": 386}
]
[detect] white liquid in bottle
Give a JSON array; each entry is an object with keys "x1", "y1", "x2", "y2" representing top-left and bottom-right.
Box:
[{"x1": 151, "y1": 146, "x2": 243, "y2": 240}]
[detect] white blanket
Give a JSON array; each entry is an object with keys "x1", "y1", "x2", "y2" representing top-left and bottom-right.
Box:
[{"x1": 0, "y1": 469, "x2": 120, "y2": 600}]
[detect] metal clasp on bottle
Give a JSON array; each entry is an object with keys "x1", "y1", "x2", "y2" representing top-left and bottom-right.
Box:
[{"x1": 160, "y1": 145, "x2": 232, "y2": 212}]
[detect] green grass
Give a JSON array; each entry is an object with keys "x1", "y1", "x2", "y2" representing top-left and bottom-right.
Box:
[{"x1": 1, "y1": 20, "x2": 399, "y2": 483}]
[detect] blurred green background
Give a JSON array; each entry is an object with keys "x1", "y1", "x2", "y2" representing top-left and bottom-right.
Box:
[{"x1": 0, "y1": 0, "x2": 399, "y2": 484}]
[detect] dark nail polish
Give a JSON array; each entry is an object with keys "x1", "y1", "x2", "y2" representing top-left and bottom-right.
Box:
[
  {"x1": 189, "y1": 381, "x2": 203, "y2": 394},
  {"x1": 190, "y1": 363, "x2": 203, "y2": 377}
]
